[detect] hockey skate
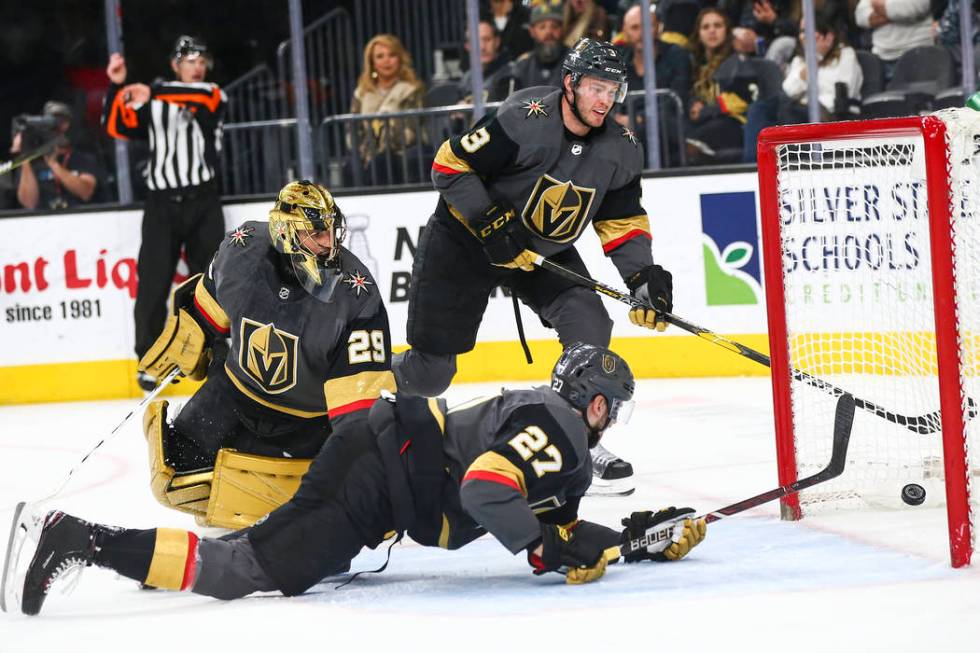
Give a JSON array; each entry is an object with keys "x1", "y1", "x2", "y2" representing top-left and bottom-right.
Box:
[
  {"x1": 587, "y1": 443, "x2": 635, "y2": 497},
  {"x1": 1, "y1": 501, "x2": 46, "y2": 613},
  {"x1": 18, "y1": 510, "x2": 104, "y2": 616}
]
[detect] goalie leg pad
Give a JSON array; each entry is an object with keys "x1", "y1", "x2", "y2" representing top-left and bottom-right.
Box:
[
  {"x1": 139, "y1": 307, "x2": 209, "y2": 381},
  {"x1": 144, "y1": 400, "x2": 211, "y2": 517},
  {"x1": 203, "y1": 449, "x2": 312, "y2": 530}
]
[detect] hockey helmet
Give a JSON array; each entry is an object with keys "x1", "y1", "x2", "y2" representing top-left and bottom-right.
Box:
[
  {"x1": 172, "y1": 35, "x2": 213, "y2": 69},
  {"x1": 561, "y1": 38, "x2": 629, "y2": 103},
  {"x1": 551, "y1": 343, "x2": 636, "y2": 426},
  {"x1": 268, "y1": 180, "x2": 348, "y2": 298}
]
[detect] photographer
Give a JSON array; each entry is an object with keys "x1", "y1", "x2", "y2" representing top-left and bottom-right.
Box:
[{"x1": 10, "y1": 101, "x2": 101, "y2": 211}]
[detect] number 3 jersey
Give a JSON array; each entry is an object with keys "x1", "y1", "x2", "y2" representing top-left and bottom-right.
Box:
[
  {"x1": 191, "y1": 220, "x2": 396, "y2": 425},
  {"x1": 442, "y1": 387, "x2": 593, "y2": 553},
  {"x1": 431, "y1": 85, "x2": 654, "y2": 281}
]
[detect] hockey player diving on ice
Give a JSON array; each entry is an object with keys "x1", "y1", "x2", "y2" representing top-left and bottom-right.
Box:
[{"x1": 3, "y1": 344, "x2": 706, "y2": 615}]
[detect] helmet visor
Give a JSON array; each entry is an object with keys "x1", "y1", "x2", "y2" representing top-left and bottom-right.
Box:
[
  {"x1": 608, "y1": 397, "x2": 635, "y2": 425},
  {"x1": 578, "y1": 75, "x2": 629, "y2": 104}
]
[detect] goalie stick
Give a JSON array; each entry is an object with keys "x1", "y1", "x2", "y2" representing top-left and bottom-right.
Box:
[
  {"x1": 618, "y1": 393, "x2": 856, "y2": 560},
  {"x1": 533, "y1": 255, "x2": 972, "y2": 435},
  {"x1": 0, "y1": 369, "x2": 181, "y2": 612}
]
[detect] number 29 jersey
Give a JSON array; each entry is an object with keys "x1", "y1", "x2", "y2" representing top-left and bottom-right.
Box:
[{"x1": 191, "y1": 220, "x2": 396, "y2": 423}]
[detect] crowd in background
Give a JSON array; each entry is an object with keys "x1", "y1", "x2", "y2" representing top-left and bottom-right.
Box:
[{"x1": 3, "y1": 0, "x2": 979, "y2": 212}]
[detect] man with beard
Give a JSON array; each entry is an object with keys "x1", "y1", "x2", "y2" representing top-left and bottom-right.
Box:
[{"x1": 511, "y1": 1, "x2": 570, "y2": 90}]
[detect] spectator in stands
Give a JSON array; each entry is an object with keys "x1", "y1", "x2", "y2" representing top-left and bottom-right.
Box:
[
  {"x1": 735, "y1": 0, "x2": 800, "y2": 65},
  {"x1": 619, "y1": 2, "x2": 693, "y2": 106},
  {"x1": 460, "y1": 17, "x2": 515, "y2": 102},
  {"x1": 563, "y1": 0, "x2": 613, "y2": 46},
  {"x1": 350, "y1": 34, "x2": 425, "y2": 183},
  {"x1": 855, "y1": 0, "x2": 934, "y2": 78},
  {"x1": 657, "y1": 0, "x2": 703, "y2": 49},
  {"x1": 485, "y1": 0, "x2": 534, "y2": 58},
  {"x1": 937, "y1": 0, "x2": 980, "y2": 70},
  {"x1": 11, "y1": 101, "x2": 103, "y2": 211},
  {"x1": 511, "y1": 0, "x2": 569, "y2": 90},
  {"x1": 686, "y1": 8, "x2": 750, "y2": 163},
  {"x1": 781, "y1": 15, "x2": 863, "y2": 122}
]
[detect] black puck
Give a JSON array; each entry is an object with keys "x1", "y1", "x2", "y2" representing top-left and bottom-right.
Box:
[{"x1": 901, "y1": 483, "x2": 926, "y2": 506}]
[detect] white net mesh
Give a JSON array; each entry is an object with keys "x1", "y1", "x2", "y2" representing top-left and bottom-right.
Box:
[{"x1": 771, "y1": 111, "x2": 978, "y2": 539}]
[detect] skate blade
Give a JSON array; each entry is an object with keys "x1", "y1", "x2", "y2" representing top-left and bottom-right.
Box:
[
  {"x1": 1, "y1": 501, "x2": 44, "y2": 613},
  {"x1": 586, "y1": 477, "x2": 635, "y2": 497}
]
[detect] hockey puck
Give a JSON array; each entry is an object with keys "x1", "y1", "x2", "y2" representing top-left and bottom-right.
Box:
[{"x1": 901, "y1": 483, "x2": 926, "y2": 506}]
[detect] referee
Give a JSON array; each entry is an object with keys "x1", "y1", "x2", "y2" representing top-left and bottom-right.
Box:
[{"x1": 103, "y1": 36, "x2": 227, "y2": 391}]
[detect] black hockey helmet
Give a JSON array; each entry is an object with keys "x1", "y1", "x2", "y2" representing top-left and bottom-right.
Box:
[
  {"x1": 551, "y1": 343, "x2": 636, "y2": 425},
  {"x1": 561, "y1": 38, "x2": 629, "y2": 103},
  {"x1": 172, "y1": 35, "x2": 213, "y2": 69}
]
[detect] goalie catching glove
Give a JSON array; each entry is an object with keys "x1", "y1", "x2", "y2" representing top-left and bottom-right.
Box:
[
  {"x1": 475, "y1": 201, "x2": 537, "y2": 272},
  {"x1": 528, "y1": 523, "x2": 613, "y2": 585},
  {"x1": 620, "y1": 507, "x2": 707, "y2": 562},
  {"x1": 626, "y1": 264, "x2": 673, "y2": 332},
  {"x1": 138, "y1": 274, "x2": 211, "y2": 382}
]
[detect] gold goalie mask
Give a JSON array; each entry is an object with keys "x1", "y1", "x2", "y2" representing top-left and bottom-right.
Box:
[{"x1": 268, "y1": 180, "x2": 348, "y2": 301}]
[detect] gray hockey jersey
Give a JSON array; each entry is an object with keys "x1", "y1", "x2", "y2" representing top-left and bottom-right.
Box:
[{"x1": 431, "y1": 86, "x2": 654, "y2": 280}]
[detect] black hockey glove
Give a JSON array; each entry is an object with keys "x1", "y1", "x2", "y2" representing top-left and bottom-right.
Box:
[
  {"x1": 626, "y1": 264, "x2": 673, "y2": 332},
  {"x1": 476, "y1": 202, "x2": 537, "y2": 272},
  {"x1": 620, "y1": 507, "x2": 706, "y2": 562},
  {"x1": 528, "y1": 523, "x2": 609, "y2": 584}
]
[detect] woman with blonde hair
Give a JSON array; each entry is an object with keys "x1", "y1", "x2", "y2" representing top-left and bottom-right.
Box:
[{"x1": 349, "y1": 34, "x2": 426, "y2": 184}]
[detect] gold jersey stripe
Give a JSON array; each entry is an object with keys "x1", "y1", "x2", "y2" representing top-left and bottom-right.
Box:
[
  {"x1": 225, "y1": 363, "x2": 328, "y2": 418},
  {"x1": 465, "y1": 451, "x2": 528, "y2": 496},
  {"x1": 194, "y1": 278, "x2": 230, "y2": 330},
  {"x1": 428, "y1": 397, "x2": 446, "y2": 434},
  {"x1": 592, "y1": 214, "x2": 651, "y2": 247},
  {"x1": 438, "y1": 513, "x2": 451, "y2": 549},
  {"x1": 145, "y1": 528, "x2": 192, "y2": 590},
  {"x1": 323, "y1": 370, "x2": 396, "y2": 410},
  {"x1": 433, "y1": 140, "x2": 473, "y2": 174}
]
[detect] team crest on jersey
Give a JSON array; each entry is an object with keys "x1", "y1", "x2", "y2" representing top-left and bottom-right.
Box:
[
  {"x1": 343, "y1": 270, "x2": 373, "y2": 297},
  {"x1": 571, "y1": 143, "x2": 583, "y2": 155},
  {"x1": 521, "y1": 174, "x2": 596, "y2": 243},
  {"x1": 229, "y1": 225, "x2": 254, "y2": 247},
  {"x1": 522, "y1": 98, "x2": 548, "y2": 118},
  {"x1": 239, "y1": 318, "x2": 298, "y2": 394}
]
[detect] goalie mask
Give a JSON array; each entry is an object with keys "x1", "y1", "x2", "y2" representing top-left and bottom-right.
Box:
[
  {"x1": 268, "y1": 180, "x2": 348, "y2": 301},
  {"x1": 552, "y1": 343, "x2": 636, "y2": 445}
]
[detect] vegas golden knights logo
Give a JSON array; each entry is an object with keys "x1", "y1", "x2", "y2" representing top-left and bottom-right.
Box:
[
  {"x1": 521, "y1": 174, "x2": 596, "y2": 243},
  {"x1": 239, "y1": 318, "x2": 299, "y2": 394},
  {"x1": 602, "y1": 354, "x2": 616, "y2": 374}
]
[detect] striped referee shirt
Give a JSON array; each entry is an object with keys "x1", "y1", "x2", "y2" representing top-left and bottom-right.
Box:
[{"x1": 103, "y1": 80, "x2": 227, "y2": 192}]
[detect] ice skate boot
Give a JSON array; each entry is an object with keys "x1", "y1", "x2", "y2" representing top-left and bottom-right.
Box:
[{"x1": 588, "y1": 443, "x2": 635, "y2": 496}]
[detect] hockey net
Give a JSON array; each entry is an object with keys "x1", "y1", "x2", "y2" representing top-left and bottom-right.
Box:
[{"x1": 757, "y1": 109, "x2": 979, "y2": 567}]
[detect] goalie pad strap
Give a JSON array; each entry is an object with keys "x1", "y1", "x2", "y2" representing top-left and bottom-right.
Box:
[
  {"x1": 145, "y1": 528, "x2": 199, "y2": 591},
  {"x1": 204, "y1": 449, "x2": 311, "y2": 529}
]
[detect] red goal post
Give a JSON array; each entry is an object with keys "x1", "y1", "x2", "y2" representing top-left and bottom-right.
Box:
[{"x1": 757, "y1": 113, "x2": 976, "y2": 568}]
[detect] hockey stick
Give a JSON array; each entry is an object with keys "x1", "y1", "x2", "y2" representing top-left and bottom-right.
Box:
[
  {"x1": 0, "y1": 138, "x2": 60, "y2": 177},
  {"x1": 533, "y1": 255, "x2": 970, "y2": 435},
  {"x1": 28, "y1": 367, "x2": 181, "y2": 507},
  {"x1": 618, "y1": 393, "x2": 855, "y2": 559}
]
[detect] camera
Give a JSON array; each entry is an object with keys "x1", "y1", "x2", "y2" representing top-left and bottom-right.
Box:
[{"x1": 11, "y1": 114, "x2": 67, "y2": 152}]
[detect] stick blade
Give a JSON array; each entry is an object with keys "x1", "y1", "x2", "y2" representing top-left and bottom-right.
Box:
[{"x1": 827, "y1": 393, "x2": 856, "y2": 477}]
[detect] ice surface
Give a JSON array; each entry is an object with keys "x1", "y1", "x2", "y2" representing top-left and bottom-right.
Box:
[{"x1": 2, "y1": 378, "x2": 979, "y2": 652}]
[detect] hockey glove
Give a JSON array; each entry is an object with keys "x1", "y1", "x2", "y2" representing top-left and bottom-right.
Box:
[
  {"x1": 529, "y1": 523, "x2": 608, "y2": 584},
  {"x1": 139, "y1": 308, "x2": 210, "y2": 382},
  {"x1": 476, "y1": 202, "x2": 537, "y2": 272},
  {"x1": 620, "y1": 507, "x2": 707, "y2": 562},
  {"x1": 626, "y1": 264, "x2": 673, "y2": 332}
]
